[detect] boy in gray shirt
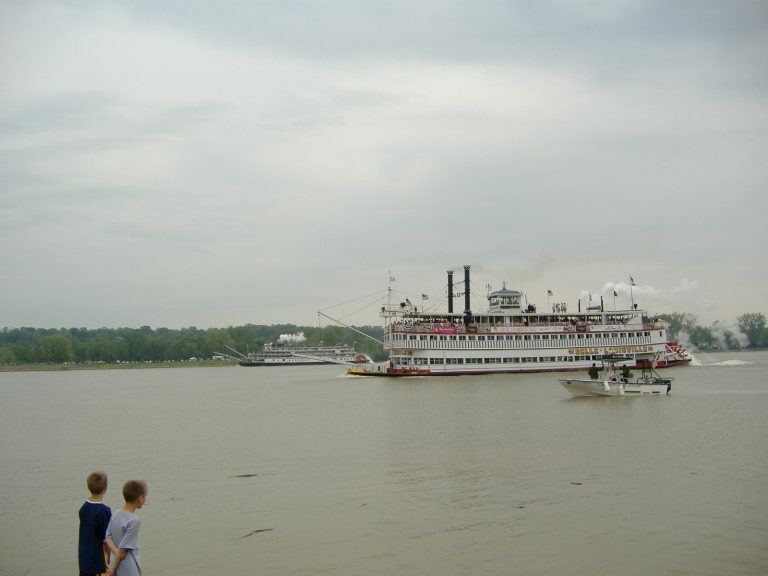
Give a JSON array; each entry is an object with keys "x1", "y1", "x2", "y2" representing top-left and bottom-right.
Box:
[{"x1": 105, "y1": 480, "x2": 148, "y2": 576}]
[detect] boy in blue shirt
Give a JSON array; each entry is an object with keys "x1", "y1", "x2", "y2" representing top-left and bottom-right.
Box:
[{"x1": 78, "y1": 470, "x2": 112, "y2": 576}]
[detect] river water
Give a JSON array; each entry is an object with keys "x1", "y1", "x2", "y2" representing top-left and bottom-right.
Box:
[{"x1": 1, "y1": 351, "x2": 767, "y2": 575}]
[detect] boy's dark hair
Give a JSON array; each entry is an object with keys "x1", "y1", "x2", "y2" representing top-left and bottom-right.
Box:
[
  {"x1": 86, "y1": 470, "x2": 108, "y2": 495},
  {"x1": 123, "y1": 480, "x2": 148, "y2": 503}
]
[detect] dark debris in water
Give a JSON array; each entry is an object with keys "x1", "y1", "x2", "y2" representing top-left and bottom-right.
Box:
[
  {"x1": 237, "y1": 528, "x2": 274, "y2": 540},
  {"x1": 229, "y1": 473, "x2": 258, "y2": 478}
]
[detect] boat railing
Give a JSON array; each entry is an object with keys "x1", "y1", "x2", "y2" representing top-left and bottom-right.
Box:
[{"x1": 388, "y1": 320, "x2": 661, "y2": 335}]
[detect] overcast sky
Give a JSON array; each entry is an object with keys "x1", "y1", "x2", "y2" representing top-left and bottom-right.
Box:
[{"x1": 2, "y1": 0, "x2": 766, "y2": 330}]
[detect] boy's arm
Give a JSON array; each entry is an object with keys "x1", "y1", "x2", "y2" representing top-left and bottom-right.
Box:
[
  {"x1": 105, "y1": 537, "x2": 118, "y2": 556},
  {"x1": 105, "y1": 538, "x2": 126, "y2": 558},
  {"x1": 106, "y1": 549, "x2": 122, "y2": 576},
  {"x1": 104, "y1": 538, "x2": 126, "y2": 575}
]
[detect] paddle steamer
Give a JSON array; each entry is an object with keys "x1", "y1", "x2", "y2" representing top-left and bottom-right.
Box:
[
  {"x1": 240, "y1": 343, "x2": 368, "y2": 366},
  {"x1": 349, "y1": 266, "x2": 690, "y2": 376}
]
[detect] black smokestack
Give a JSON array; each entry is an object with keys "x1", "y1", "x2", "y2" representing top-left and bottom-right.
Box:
[
  {"x1": 463, "y1": 265, "x2": 471, "y2": 314},
  {"x1": 447, "y1": 270, "x2": 454, "y2": 314}
]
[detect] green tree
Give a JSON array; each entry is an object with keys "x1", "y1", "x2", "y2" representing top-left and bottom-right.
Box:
[
  {"x1": 83, "y1": 334, "x2": 126, "y2": 362},
  {"x1": 0, "y1": 347, "x2": 17, "y2": 364},
  {"x1": 737, "y1": 313, "x2": 766, "y2": 348},
  {"x1": 124, "y1": 331, "x2": 148, "y2": 361},
  {"x1": 37, "y1": 334, "x2": 75, "y2": 363},
  {"x1": 658, "y1": 313, "x2": 698, "y2": 341},
  {"x1": 688, "y1": 325, "x2": 715, "y2": 348}
]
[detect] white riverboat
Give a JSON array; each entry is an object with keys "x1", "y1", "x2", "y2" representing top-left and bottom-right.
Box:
[
  {"x1": 239, "y1": 343, "x2": 368, "y2": 366},
  {"x1": 347, "y1": 265, "x2": 690, "y2": 377},
  {"x1": 559, "y1": 354, "x2": 673, "y2": 397}
]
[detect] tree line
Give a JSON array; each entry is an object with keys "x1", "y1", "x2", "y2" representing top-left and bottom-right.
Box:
[
  {"x1": 659, "y1": 312, "x2": 767, "y2": 349},
  {"x1": 0, "y1": 313, "x2": 764, "y2": 365},
  {"x1": 0, "y1": 324, "x2": 386, "y2": 365}
]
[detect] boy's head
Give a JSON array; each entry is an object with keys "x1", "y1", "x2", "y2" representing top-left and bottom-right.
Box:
[
  {"x1": 123, "y1": 480, "x2": 148, "y2": 508},
  {"x1": 86, "y1": 470, "x2": 108, "y2": 496}
]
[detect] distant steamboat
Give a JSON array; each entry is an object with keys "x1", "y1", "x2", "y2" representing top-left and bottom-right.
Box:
[
  {"x1": 240, "y1": 343, "x2": 369, "y2": 367},
  {"x1": 348, "y1": 266, "x2": 690, "y2": 377}
]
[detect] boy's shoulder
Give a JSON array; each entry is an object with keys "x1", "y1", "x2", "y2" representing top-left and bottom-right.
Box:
[
  {"x1": 80, "y1": 500, "x2": 112, "y2": 515},
  {"x1": 111, "y1": 508, "x2": 140, "y2": 524}
]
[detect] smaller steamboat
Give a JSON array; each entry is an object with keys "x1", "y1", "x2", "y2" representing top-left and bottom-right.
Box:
[{"x1": 240, "y1": 343, "x2": 369, "y2": 367}]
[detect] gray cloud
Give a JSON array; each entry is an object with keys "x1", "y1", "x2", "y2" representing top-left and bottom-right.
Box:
[{"x1": 1, "y1": 0, "x2": 766, "y2": 328}]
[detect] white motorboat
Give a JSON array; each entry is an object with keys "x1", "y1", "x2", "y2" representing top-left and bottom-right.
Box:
[{"x1": 559, "y1": 354, "x2": 673, "y2": 397}]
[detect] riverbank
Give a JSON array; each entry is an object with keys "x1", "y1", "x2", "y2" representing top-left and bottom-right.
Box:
[{"x1": 0, "y1": 360, "x2": 239, "y2": 372}]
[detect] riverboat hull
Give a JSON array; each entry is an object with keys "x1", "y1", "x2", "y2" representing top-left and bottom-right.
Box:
[{"x1": 347, "y1": 367, "x2": 430, "y2": 377}]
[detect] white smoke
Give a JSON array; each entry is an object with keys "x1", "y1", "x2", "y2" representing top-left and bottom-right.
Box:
[
  {"x1": 278, "y1": 332, "x2": 306, "y2": 344},
  {"x1": 597, "y1": 278, "x2": 718, "y2": 321},
  {"x1": 674, "y1": 321, "x2": 748, "y2": 357},
  {"x1": 709, "y1": 321, "x2": 749, "y2": 349}
]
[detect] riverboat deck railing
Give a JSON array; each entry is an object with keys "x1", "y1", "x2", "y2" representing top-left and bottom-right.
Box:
[
  {"x1": 386, "y1": 320, "x2": 661, "y2": 335},
  {"x1": 384, "y1": 331, "x2": 655, "y2": 351}
]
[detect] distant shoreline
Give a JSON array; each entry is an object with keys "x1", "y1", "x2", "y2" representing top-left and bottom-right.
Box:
[{"x1": 0, "y1": 360, "x2": 239, "y2": 372}]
